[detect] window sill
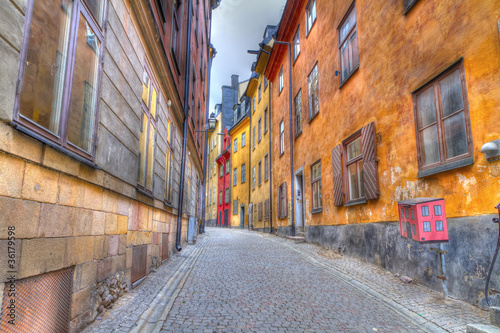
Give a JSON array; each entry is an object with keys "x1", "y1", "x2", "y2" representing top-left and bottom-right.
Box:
[
  {"x1": 293, "y1": 52, "x2": 301, "y2": 66},
  {"x1": 311, "y1": 208, "x2": 323, "y2": 214},
  {"x1": 338, "y1": 66, "x2": 359, "y2": 89},
  {"x1": 403, "y1": 0, "x2": 418, "y2": 15},
  {"x1": 344, "y1": 199, "x2": 367, "y2": 207},
  {"x1": 418, "y1": 157, "x2": 474, "y2": 178},
  {"x1": 295, "y1": 131, "x2": 302, "y2": 139},
  {"x1": 306, "y1": 20, "x2": 316, "y2": 38},
  {"x1": 308, "y1": 112, "x2": 319, "y2": 124},
  {"x1": 163, "y1": 200, "x2": 174, "y2": 208},
  {"x1": 136, "y1": 186, "x2": 154, "y2": 199}
]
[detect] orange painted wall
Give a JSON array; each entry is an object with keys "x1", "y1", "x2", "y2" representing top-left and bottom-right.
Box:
[{"x1": 269, "y1": 0, "x2": 500, "y2": 229}]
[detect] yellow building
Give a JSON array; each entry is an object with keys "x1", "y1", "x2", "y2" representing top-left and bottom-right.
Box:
[
  {"x1": 246, "y1": 27, "x2": 275, "y2": 232},
  {"x1": 229, "y1": 101, "x2": 250, "y2": 228},
  {"x1": 205, "y1": 108, "x2": 223, "y2": 226}
]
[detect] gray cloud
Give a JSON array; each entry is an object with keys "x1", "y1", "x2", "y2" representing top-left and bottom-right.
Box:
[{"x1": 209, "y1": 0, "x2": 286, "y2": 113}]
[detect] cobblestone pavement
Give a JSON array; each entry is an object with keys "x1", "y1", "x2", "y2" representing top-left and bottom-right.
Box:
[{"x1": 83, "y1": 228, "x2": 488, "y2": 333}]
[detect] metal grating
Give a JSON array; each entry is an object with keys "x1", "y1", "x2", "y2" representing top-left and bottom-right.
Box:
[
  {"x1": 131, "y1": 245, "x2": 147, "y2": 284},
  {"x1": 161, "y1": 233, "x2": 170, "y2": 261},
  {"x1": 0, "y1": 267, "x2": 74, "y2": 333}
]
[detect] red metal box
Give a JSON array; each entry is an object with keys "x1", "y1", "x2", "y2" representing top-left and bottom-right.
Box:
[{"x1": 398, "y1": 198, "x2": 448, "y2": 243}]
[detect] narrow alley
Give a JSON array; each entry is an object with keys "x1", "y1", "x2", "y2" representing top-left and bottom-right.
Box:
[{"x1": 83, "y1": 228, "x2": 487, "y2": 333}]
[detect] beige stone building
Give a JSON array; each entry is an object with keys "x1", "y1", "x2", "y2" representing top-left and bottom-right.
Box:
[{"x1": 0, "y1": 0, "x2": 216, "y2": 331}]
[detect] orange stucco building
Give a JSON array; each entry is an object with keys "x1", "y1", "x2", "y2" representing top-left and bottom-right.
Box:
[{"x1": 266, "y1": 0, "x2": 500, "y2": 305}]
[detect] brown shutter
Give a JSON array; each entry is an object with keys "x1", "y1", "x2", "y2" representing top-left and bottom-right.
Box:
[
  {"x1": 361, "y1": 122, "x2": 380, "y2": 200},
  {"x1": 284, "y1": 182, "x2": 288, "y2": 217},
  {"x1": 332, "y1": 144, "x2": 344, "y2": 206}
]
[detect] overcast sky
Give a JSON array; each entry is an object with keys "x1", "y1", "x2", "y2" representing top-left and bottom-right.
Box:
[{"x1": 208, "y1": 0, "x2": 287, "y2": 112}]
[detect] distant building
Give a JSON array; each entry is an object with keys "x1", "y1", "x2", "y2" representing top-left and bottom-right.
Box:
[
  {"x1": 205, "y1": 106, "x2": 223, "y2": 226},
  {"x1": 216, "y1": 128, "x2": 232, "y2": 227}
]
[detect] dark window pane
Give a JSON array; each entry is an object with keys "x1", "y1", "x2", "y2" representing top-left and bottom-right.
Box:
[
  {"x1": 417, "y1": 88, "x2": 436, "y2": 128},
  {"x1": 350, "y1": 31, "x2": 359, "y2": 71},
  {"x1": 440, "y1": 70, "x2": 464, "y2": 117},
  {"x1": 421, "y1": 125, "x2": 440, "y2": 165},
  {"x1": 138, "y1": 114, "x2": 148, "y2": 185},
  {"x1": 444, "y1": 112, "x2": 468, "y2": 158},
  {"x1": 348, "y1": 164, "x2": 358, "y2": 200},
  {"x1": 67, "y1": 14, "x2": 101, "y2": 152},
  {"x1": 19, "y1": 0, "x2": 73, "y2": 135},
  {"x1": 411, "y1": 209, "x2": 415, "y2": 219},
  {"x1": 83, "y1": 0, "x2": 105, "y2": 26}
]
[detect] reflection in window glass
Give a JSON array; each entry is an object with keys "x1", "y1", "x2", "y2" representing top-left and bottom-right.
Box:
[
  {"x1": 423, "y1": 221, "x2": 431, "y2": 232},
  {"x1": 68, "y1": 16, "x2": 101, "y2": 152},
  {"x1": 422, "y1": 206, "x2": 429, "y2": 216},
  {"x1": 19, "y1": 0, "x2": 74, "y2": 136},
  {"x1": 434, "y1": 205, "x2": 442, "y2": 216},
  {"x1": 436, "y1": 220, "x2": 444, "y2": 231},
  {"x1": 83, "y1": 0, "x2": 106, "y2": 26}
]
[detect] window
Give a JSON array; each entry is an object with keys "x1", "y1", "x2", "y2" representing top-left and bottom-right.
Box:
[
  {"x1": 258, "y1": 160, "x2": 262, "y2": 186},
  {"x1": 252, "y1": 167, "x2": 256, "y2": 190},
  {"x1": 422, "y1": 206, "x2": 429, "y2": 216},
  {"x1": 242, "y1": 132, "x2": 246, "y2": 147},
  {"x1": 332, "y1": 122, "x2": 380, "y2": 206},
  {"x1": 220, "y1": 164, "x2": 223, "y2": 178},
  {"x1": 253, "y1": 127, "x2": 256, "y2": 150},
  {"x1": 226, "y1": 162, "x2": 230, "y2": 174},
  {"x1": 411, "y1": 209, "x2": 415, "y2": 219},
  {"x1": 311, "y1": 161, "x2": 322, "y2": 211},
  {"x1": 404, "y1": 0, "x2": 419, "y2": 13},
  {"x1": 219, "y1": 191, "x2": 222, "y2": 205},
  {"x1": 423, "y1": 221, "x2": 431, "y2": 232},
  {"x1": 258, "y1": 202, "x2": 263, "y2": 221},
  {"x1": 138, "y1": 67, "x2": 159, "y2": 191},
  {"x1": 233, "y1": 168, "x2": 237, "y2": 186},
  {"x1": 436, "y1": 220, "x2": 444, "y2": 231},
  {"x1": 213, "y1": 188, "x2": 216, "y2": 205},
  {"x1": 278, "y1": 182, "x2": 288, "y2": 218},
  {"x1": 345, "y1": 137, "x2": 364, "y2": 202},
  {"x1": 294, "y1": 90, "x2": 303, "y2": 137},
  {"x1": 413, "y1": 61, "x2": 473, "y2": 177},
  {"x1": 264, "y1": 199, "x2": 270, "y2": 221},
  {"x1": 293, "y1": 27, "x2": 301, "y2": 61},
  {"x1": 338, "y1": 2, "x2": 359, "y2": 85},
  {"x1": 241, "y1": 163, "x2": 246, "y2": 183},
  {"x1": 264, "y1": 107, "x2": 269, "y2": 134},
  {"x1": 306, "y1": 0, "x2": 317, "y2": 35},
  {"x1": 225, "y1": 188, "x2": 229, "y2": 204},
  {"x1": 279, "y1": 120, "x2": 285, "y2": 156},
  {"x1": 264, "y1": 153, "x2": 269, "y2": 181},
  {"x1": 264, "y1": 77, "x2": 268, "y2": 90},
  {"x1": 434, "y1": 205, "x2": 442, "y2": 216},
  {"x1": 258, "y1": 83, "x2": 262, "y2": 102},
  {"x1": 233, "y1": 200, "x2": 238, "y2": 215},
  {"x1": 412, "y1": 224, "x2": 416, "y2": 235},
  {"x1": 308, "y1": 63, "x2": 319, "y2": 120},
  {"x1": 172, "y1": 0, "x2": 183, "y2": 64},
  {"x1": 279, "y1": 66, "x2": 284, "y2": 93},
  {"x1": 253, "y1": 97, "x2": 256, "y2": 113},
  {"x1": 234, "y1": 138, "x2": 238, "y2": 153},
  {"x1": 15, "y1": 0, "x2": 106, "y2": 159},
  {"x1": 164, "y1": 121, "x2": 174, "y2": 202},
  {"x1": 258, "y1": 117, "x2": 262, "y2": 143}
]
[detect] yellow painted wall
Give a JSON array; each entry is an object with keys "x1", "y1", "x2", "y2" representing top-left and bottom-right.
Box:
[
  {"x1": 249, "y1": 74, "x2": 272, "y2": 230},
  {"x1": 229, "y1": 117, "x2": 250, "y2": 227}
]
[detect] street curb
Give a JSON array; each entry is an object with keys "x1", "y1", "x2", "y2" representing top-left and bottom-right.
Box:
[
  {"x1": 253, "y1": 231, "x2": 448, "y2": 333},
  {"x1": 129, "y1": 234, "x2": 210, "y2": 333}
]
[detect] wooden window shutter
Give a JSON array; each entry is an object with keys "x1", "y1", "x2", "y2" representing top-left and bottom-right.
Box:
[
  {"x1": 361, "y1": 122, "x2": 380, "y2": 200},
  {"x1": 332, "y1": 144, "x2": 344, "y2": 206},
  {"x1": 284, "y1": 182, "x2": 288, "y2": 217},
  {"x1": 277, "y1": 187, "x2": 281, "y2": 218}
]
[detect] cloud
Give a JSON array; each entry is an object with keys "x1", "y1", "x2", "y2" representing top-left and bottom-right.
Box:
[{"x1": 208, "y1": 0, "x2": 286, "y2": 112}]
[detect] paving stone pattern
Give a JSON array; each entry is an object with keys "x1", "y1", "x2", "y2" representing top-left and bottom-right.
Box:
[
  {"x1": 261, "y1": 231, "x2": 488, "y2": 332},
  {"x1": 83, "y1": 228, "x2": 488, "y2": 333},
  {"x1": 161, "y1": 229, "x2": 426, "y2": 332}
]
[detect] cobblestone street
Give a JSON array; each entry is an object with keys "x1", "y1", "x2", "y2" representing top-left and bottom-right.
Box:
[{"x1": 84, "y1": 228, "x2": 488, "y2": 332}]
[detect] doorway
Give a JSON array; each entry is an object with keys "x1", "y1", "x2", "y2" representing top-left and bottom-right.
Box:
[
  {"x1": 295, "y1": 169, "x2": 305, "y2": 232},
  {"x1": 248, "y1": 203, "x2": 253, "y2": 229},
  {"x1": 224, "y1": 209, "x2": 229, "y2": 227},
  {"x1": 240, "y1": 205, "x2": 245, "y2": 229}
]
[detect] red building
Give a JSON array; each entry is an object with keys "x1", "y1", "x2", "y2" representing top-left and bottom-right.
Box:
[{"x1": 216, "y1": 128, "x2": 232, "y2": 227}]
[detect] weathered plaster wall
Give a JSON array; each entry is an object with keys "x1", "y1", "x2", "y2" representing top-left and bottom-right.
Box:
[{"x1": 269, "y1": 0, "x2": 500, "y2": 304}]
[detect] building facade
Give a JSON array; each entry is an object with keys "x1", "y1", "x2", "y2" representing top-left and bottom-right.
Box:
[
  {"x1": 266, "y1": 0, "x2": 500, "y2": 305},
  {"x1": 229, "y1": 102, "x2": 250, "y2": 228},
  {"x1": 0, "y1": 0, "x2": 215, "y2": 331},
  {"x1": 205, "y1": 107, "x2": 223, "y2": 226},
  {"x1": 216, "y1": 128, "x2": 232, "y2": 227}
]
